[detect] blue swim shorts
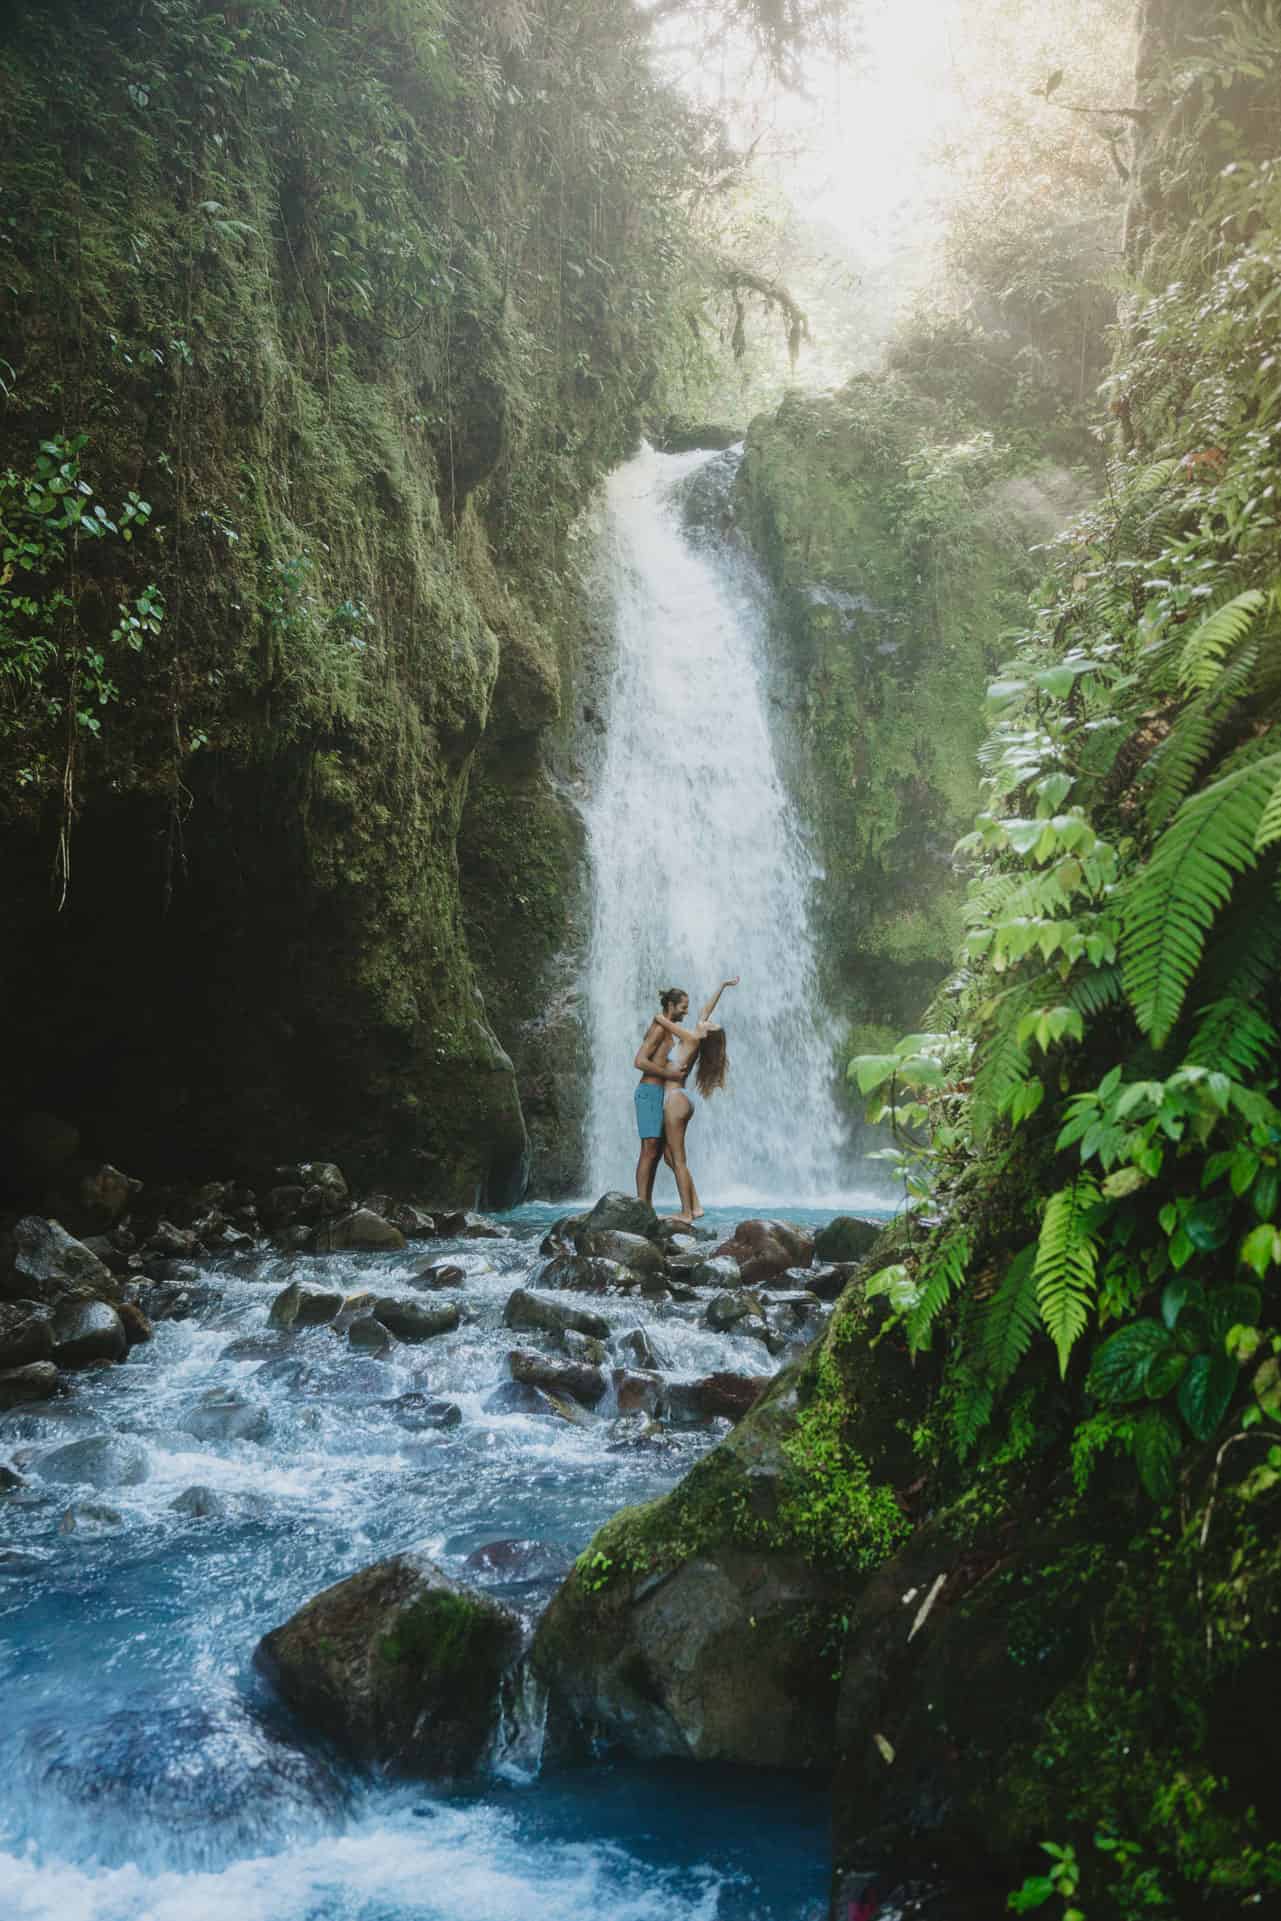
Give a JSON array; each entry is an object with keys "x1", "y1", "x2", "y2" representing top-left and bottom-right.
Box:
[{"x1": 634, "y1": 1083, "x2": 665, "y2": 1140}]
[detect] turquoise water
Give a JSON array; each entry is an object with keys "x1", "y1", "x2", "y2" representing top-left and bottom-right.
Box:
[{"x1": 0, "y1": 1207, "x2": 876, "y2": 1920}]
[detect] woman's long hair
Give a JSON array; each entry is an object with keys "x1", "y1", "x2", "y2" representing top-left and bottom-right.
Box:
[{"x1": 695, "y1": 1026, "x2": 728, "y2": 1097}]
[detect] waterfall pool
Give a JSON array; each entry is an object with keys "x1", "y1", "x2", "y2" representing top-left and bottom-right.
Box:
[{"x1": 0, "y1": 1204, "x2": 892, "y2": 1920}]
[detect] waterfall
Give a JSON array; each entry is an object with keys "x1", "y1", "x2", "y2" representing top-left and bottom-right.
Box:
[{"x1": 584, "y1": 442, "x2": 849, "y2": 1207}]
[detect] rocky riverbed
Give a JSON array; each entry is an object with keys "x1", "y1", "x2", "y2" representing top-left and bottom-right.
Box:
[{"x1": 1, "y1": 1173, "x2": 890, "y2": 1920}]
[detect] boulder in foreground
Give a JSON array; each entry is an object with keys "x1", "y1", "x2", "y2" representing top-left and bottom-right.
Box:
[{"x1": 256, "y1": 1551, "x2": 522, "y2": 1776}]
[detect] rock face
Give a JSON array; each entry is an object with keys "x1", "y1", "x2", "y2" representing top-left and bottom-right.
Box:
[{"x1": 256, "y1": 1551, "x2": 523, "y2": 1776}]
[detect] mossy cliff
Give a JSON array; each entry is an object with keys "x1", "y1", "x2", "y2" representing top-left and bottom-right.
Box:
[
  {"x1": 0, "y1": 0, "x2": 704, "y2": 1202},
  {"x1": 735, "y1": 379, "x2": 1087, "y2": 1047}
]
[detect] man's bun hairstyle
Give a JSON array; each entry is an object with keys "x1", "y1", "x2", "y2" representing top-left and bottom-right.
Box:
[{"x1": 659, "y1": 986, "x2": 687, "y2": 1013}]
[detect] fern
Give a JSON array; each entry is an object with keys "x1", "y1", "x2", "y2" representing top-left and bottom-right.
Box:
[
  {"x1": 1178, "y1": 588, "x2": 1266, "y2": 692},
  {"x1": 1067, "y1": 963, "x2": 1124, "y2": 1019},
  {"x1": 1197, "y1": 882, "x2": 1281, "y2": 1003},
  {"x1": 978, "y1": 1245, "x2": 1039, "y2": 1389},
  {"x1": 1185, "y1": 997, "x2": 1278, "y2": 1077},
  {"x1": 1254, "y1": 761, "x2": 1281, "y2": 853},
  {"x1": 1144, "y1": 641, "x2": 1258, "y2": 829},
  {"x1": 1121, "y1": 754, "x2": 1281, "y2": 1047},
  {"x1": 950, "y1": 1367, "x2": 995, "y2": 1460},
  {"x1": 1034, "y1": 1175, "x2": 1103, "y2": 1376},
  {"x1": 971, "y1": 982, "x2": 1046, "y2": 1138},
  {"x1": 906, "y1": 1232, "x2": 971, "y2": 1353}
]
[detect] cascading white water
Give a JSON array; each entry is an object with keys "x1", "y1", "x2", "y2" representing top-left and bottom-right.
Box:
[{"x1": 584, "y1": 443, "x2": 849, "y2": 1207}]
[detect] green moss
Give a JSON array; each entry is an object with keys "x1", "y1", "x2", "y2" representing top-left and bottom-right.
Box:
[{"x1": 378, "y1": 1591, "x2": 490, "y2": 1675}]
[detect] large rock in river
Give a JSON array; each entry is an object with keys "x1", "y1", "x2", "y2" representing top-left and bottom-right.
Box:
[
  {"x1": 256, "y1": 1551, "x2": 522, "y2": 1777},
  {"x1": 813, "y1": 1216, "x2": 883, "y2": 1265},
  {"x1": 579, "y1": 1192, "x2": 661, "y2": 1240},
  {"x1": 530, "y1": 1275, "x2": 926, "y2": 1770},
  {"x1": 3, "y1": 1216, "x2": 120, "y2": 1306},
  {"x1": 712, "y1": 1218, "x2": 813, "y2": 1286}
]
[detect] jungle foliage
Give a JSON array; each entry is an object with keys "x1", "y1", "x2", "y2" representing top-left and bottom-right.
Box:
[{"x1": 848, "y1": 9, "x2": 1281, "y2": 1910}]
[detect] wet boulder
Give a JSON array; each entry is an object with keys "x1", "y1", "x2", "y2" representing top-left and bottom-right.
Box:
[
  {"x1": 347, "y1": 1315, "x2": 394, "y2": 1355},
  {"x1": 464, "y1": 1538, "x2": 575, "y2": 1585},
  {"x1": 436, "y1": 1210, "x2": 508, "y2": 1240},
  {"x1": 411, "y1": 1261, "x2": 466, "y2": 1290},
  {"x1": 806, "y1": 1262, "x2": 859, "y2": 1302},
  {"x1": 59, "y1": 1501, "x2": 124, "y2": 1533},
  {"x1": 269, "y1": 1282, "x2": 344, "y2": 1329},
  {"x1": 713, "y1": 1220, "x2": 812, "y2": 1287},
  {"x1": 384, "y1": 1393, "x2": 463, "y2": 1432},
  {"x1": 38, "y1": 1434, "x2": 150, "y2": 1488},
  {"x1": 389, "y1": 1203, "x2": 438, "y2": 1239},
  {"x1": 689, "y1": 1372, "x2": 771, "y2": 1423},
  {"x1": 0, "y1": 1361, "x2": 60, "y2": 1410},
  {"x1": 309, "y1": 1208, "x2": 406, "y2": 1253},
  {"x1": 539, "y1": 1214, "x2": 589, "y2": 1257},
  {"x1": 5, "y1": 1216, "x2": 119, "y2": 1307},
  {"x1": 580, "y1": 1192, "x2": 661, "y2": 1240},
  {"x1": 575, "y1": 1230, "x2": 666, "y2": 1280},
  {"x1": 508, "y1": 1347, "x2": 606, "y2": 1408},
  {"x1": 171, "y1": 1484, "x2": 227, "y2": 1518},
  {"x1": 502, "y1": 1288, "x2": 610, "y2": 1341},
  {"x1": 620, "y1": 1326, "x2": 669, "y2": 1371},
  {"x1": 256, "y1": 1550, "x2": 523, "y2": 1777},
  {"x1": 52, "y1": 1298, "x2": 127, "y2": 1369},
  {"x1": 539, "y1": 1253, "x2": 633, "y2": 1294},
  {"x1": 370, "y1": 1296, "x2": 460, "y2": 1343},
  {"x1": 611, "y1": 1368, "x2": 664, "y2": 1416},
  {"x1": 0, "y1": 1301, "x2": 54, "y2": 1370},
  {"x1": 145, "y1": 1282, "x2": 218, "y2": 1322},
  {"x1": 116, "y1": 1300, "x2": 153, "y2": 1347},
  {"x1": 147, "y1": 1220, "x2": 198, "y2": 1259},
  {"x1": 296, "y1": 1161, "x2": 349, "y2": 1208},
  {"x1": 689, "y1": 1255, "x2": 742, "y2": 1289},
  {"x1": 705, "y1": 1290, "x2": 765, "y2": 1333},
  {"x1": 181, "y1": 1388, "x2": 270, "y2": 1444},
  {"x1": 50, "y1": 1161, "x2": 137, "y2": 1236},
  {"x1": 813, "y1": 1216, "x2": 883, "y2": 1265}
]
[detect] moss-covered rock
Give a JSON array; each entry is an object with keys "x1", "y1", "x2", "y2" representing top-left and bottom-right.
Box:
[
  {"x1": 736, "y1": 380, "x2": 1086, "y2": 1040},
  {"x1": 256, "y1": 1551, "x2": 523, "y2": 1778},
  {"x1": 530, "y1": 1274, "x2": 931, "y2": 1766}
]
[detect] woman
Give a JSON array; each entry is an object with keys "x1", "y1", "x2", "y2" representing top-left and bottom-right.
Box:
[{"x1": 651, "y1": 975, "x2": 737, "y2": 1222}]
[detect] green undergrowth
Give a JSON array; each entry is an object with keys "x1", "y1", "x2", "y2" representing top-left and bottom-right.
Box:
[{"x1": 843, "y1": 13, "x2": 1281, "y2": 1911}]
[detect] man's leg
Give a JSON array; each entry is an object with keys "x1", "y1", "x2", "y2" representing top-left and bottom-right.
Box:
[{"x1": 636, "y1": 1136, "x2": 661, "y2": 1203}]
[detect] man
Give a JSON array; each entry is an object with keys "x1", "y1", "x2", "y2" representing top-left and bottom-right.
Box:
[{"x1": 633, "y1": 986, "x2": 690, "y2": 1204}]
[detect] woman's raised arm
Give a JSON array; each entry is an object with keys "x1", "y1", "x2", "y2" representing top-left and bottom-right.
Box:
[{"x1": 697, "y1": 976, "x2": 739, "y2": 1023}]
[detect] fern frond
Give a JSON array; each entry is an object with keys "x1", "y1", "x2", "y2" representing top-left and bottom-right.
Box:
[
  {"x1": 979, "y1": 1245, "x2": 1039, "y2": 1389},
  {"x1": 950, "y1": 1366, "x2": 995, "y2": 1460},
  {"x1": 1197, "y1": 881, "x2": 1281, "y2": 1003},
  {"x1": 1256, "y1": 764, "x2": 1281, "y2": 854},
  {"x1": 971, "y1": 982, "x2": 1045, "y2": 1139},
  {"x1": 906, "y1": 1232, "x2": 971, "y2": 1353},
  {"x1": 1067, "y1": 964, "x2": 1124, "y2": 1019},
  {"x1": 1145, "y1": 640, "x2": 1259, "y2": 828},
  {"x1": 1178, "y1": 588, "x2": 1266, "y2": 692},
  {"x1": 1034, "y1": 1175, "x2": 1102, "y2": 1376},
  {"x1": 1121, "y1": 754, "x2": 1281, "y2": 1047},
  {"x1": 1185, "y1": 997, "x2": 1278, "y2": 1077}
]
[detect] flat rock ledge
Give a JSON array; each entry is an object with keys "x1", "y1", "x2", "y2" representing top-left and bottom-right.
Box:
[{"x1": 256, "y1": 1550, "x2": 523, "y2": 1778}]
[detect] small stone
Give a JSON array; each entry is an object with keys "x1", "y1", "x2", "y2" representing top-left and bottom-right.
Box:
[
  {"x1": 501, "y1": 1289, "x2": 610, "y2": 1341},
  {"x1": 310, "y1": 1209, "x2": 406, "y2": 1253},
  {"x1": 181, "y1": 1388, "x2": 270, "y2": 1444},
  {"x1": 270, "y1": 1283, "x2": 344, "y2": 1329},
  {"x1": 704, "y1": 1291, "x2": 764, "y2": 1333},
  {"x1": 806, "y1": 1263, "x2": 859, "y2": 1302},
  {"x1": 611, "y1": 1368, "x2": 663, "y2": 1415},
  {"x1": 508, "y1": 1348, "x2": 606, "y2": 1408},
  {"x1": 52, "y1": 1299, "x2": 127, "y2": 1369},
  {"x1": 435, "y1": 1211, "x2": 508, "y2": 1240},
  {"x1": 59, "y1": 1500, "x2": 124, "y2": 1533},
  {"x1": 0, "y1": 1361, "x2": 60, "y2": 1410},
  {"x1": 0, "y1": 1463, "x2": 26, "y2": 1492},
  {"x1": 580, "y1": 1192, "x2": 660, "y2": 1240},
  {"x1": 0, "y1": 1301, "x2": 54, "y2": 1370},
  {"x1": 384, "y1": 1393, "x2": 463, "y2": 1432},
  {"x1": 390, "y1": 1204, "x2": 438, "y2": 1238},
  {"x1": 559, "y1": 1329, "x2": 607, "y2": 1365},
  {"x1": 348, "y1": 1316, "x2": 394, "y2": 1355},
  {"x1": 410, "y1": 1261, "x2": 466, "y2": 1290},
  {"x1": 296, "y1": 1162, "x2": 349, "y2": 1209},
  {"x1": 148, "y1": 1220, "x2": 197, "y2": 1258},
  {"x1": 38, "y1": 1435, "x2": 150, "y2": 1488},
  {"x1": 620, "y1": 1326, "x2": 668, "y2": 1371},
  {"x1": 368, "y1": 1298, "x2": 460, "y2": 1344},
  {"x1": 813, "y1": 1216, "x2": 883, "y2": 1265},
  {"x1": 171, "y1": 1484, "x2": 225, "y2": 1518},
  {"x1": 690, "y1": 1256, "x2": 742, "y2": 1289},
  {"x1": 117, "y1": 1301, "x2": 153, "y2": 1347}
]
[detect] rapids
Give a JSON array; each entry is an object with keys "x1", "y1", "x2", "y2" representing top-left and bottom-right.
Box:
[{"x1": 0, "y1": 1207, "x2": 846, "y2": 1919}]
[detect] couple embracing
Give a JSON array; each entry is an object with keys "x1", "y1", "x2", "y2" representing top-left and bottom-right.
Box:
[{"x1": 632, "y1": 976, "x2": 737, "y2": 1224}]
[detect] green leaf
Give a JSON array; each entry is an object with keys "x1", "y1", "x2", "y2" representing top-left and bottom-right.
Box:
[
  {"x1": 1177, "y1": 1352, "x2": 1237, "y2": 1441},
  {"x1": 1240, "y1": 1223, "x2": 1281, "y2": 1278},
  {"x1": 1162, "y1": 1275, "x2": 1205, "y2": 1331},
  {"x1": 1205, "y1": 1282, "x2": 1261, "y2": 1346},
  {"x1": 1146, "y1": 1348, "x2": 1189, "y2": 1398},
  {"x1": 1088, "y1": 1320, "x2": 1177, "y2": 1405},
  {"x1": 1134, "y1": 1408, "x2": 1181, "y2": 1503},
  {"x1": 1034, "y1": 1176, "x2": 1102, "y2": 1376},
  {"x1": 1178, "y1": 588, "x2": 1265, "y2": 692},
  {"x1": 849, "y1": 1054, "x2": 900, "y2": 1094},
  {"x1": 979, "y1": 1246, "x2": 1039, "y2": 1388}
]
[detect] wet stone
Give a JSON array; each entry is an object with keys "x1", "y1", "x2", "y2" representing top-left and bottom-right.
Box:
[
  {"x1": 611, "y1": 1367, "x2": 664, "y2": 1416},
  {"x1": 620, "y1": 1326, "x2": 669, "y2": 1370},
  {"x1": 502, "y1": 1288, "x2": 610, "y2": 1341},
  {"x1": 559, "y1": 1329, "x2": 608, "y2": 1365},
  {"x1": 59, "y1": 1500, "x2": 124, "y2": 1533},
  {"x1": 171, "y1": 1484, "x2": 226, "y2": 1518},
  {"x1": 269, "y1": 1282, "x2": 344, "y2": 1329},
  {"x1": 411, "y1": 1261, "x2": 466, "y2": 1289},
  {"x1": 507, "y1": 1348, "x2": 606, "y2": 1408},
  {"x1": 813, "y1": 1215, "x2": 883, "y2": 1264},
  {"x1": 369, "y1": 1297, "x2": 460, "y2": 1343},
  {"x1": 348, "y1": 1316, "x2": 394, "y2": 1356},
  {"x1": 310, "y1": 1208, "x2": 406, "y2": 1253},
  {"x1": 435, "y1": 1210, "x2": 508, "y2": 1240},
  {"x1": 463, "y1": 1538, "x2": 575, "y2": 1585},
  {"x1": 384, "y1": 1393, "x2": 463, "y2": 1432},
  {"x1": 0, "y1": 1302, "x2": 54, "y2": 1370},
  {"x1": 181, "y1": 1388, "x2": 271, "y2": 1445},
  {"x1": 116, "y1": 1301, "x2": 153, "y2": 1347},
  {"x1": 580, "y1": 1192, "x2": 660, "y2": 1240},
  {"x1": 704, "y1": 1291, "x2": 764, "y2": 1332},
  {"x1": 38, "y1": 1435, "x2": 150, "y2": 1489},
  {"x1": 0, "y1": 1362, "x2": 60, "y2": 1411}
]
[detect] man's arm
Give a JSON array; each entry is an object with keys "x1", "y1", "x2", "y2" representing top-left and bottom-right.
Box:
[{"x1": 634, "y1": 1019, "x2": 686, "y2": 1080}]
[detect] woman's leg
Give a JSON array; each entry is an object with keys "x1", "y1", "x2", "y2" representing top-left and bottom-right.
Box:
[{"x1": 663, "y1": 1093, "x2": 699, "y2": 1222}]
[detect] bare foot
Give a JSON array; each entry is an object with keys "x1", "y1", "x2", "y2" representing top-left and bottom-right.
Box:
[
  {"x1": 664, "y1": 1213, "x2": 694, "y2": 1226},
  {"x1": 690, "y1": 1207, "x2": 705, "y2": 1220}
]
